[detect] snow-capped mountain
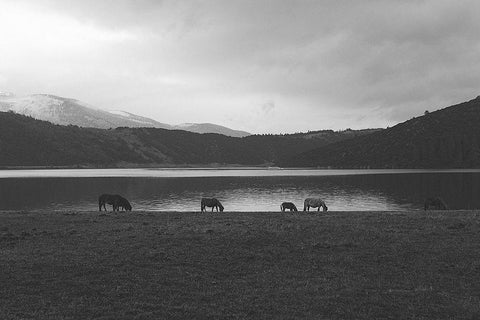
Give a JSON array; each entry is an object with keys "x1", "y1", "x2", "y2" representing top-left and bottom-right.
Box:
[
  {"x1": 0, "y1": 93, "x2": 250, "y2": 136},
  {"x1": 0, "y1": 93, "x2": 171, "y2": 129}
]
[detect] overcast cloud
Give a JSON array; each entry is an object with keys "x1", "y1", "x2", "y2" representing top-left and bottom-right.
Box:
[{"x1": 1, "y1": 0, "x2": 479, "y2": 133}]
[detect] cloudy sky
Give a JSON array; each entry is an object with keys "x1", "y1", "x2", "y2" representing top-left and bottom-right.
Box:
[{"x1": 1, "y1": 0, "x2": 479, "y2": 133}]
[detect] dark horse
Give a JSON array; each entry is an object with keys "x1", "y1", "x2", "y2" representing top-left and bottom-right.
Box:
[
  {"x1": 424, "y1": 197, "x2": 448, "y2": 210},
  {"x1": 201, "y1": 198, "x2": 224, "y2": 212},
  {"x1": 303, "y1": 198, "x2": 328, "y2": 212},
  {"x1": 281, "y1": 202, "x2": 298, "y2": 212},
  {"x1": 99, "y1": 194, "x2": 132, "y2": 211}
]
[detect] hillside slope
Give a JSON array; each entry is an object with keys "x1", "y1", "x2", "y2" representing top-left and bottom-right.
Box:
[
  {"x1": 173, "y1": 123, "x2": 250, "y2": 138},
  {"x1": 0, "y1": 112, "x2": 376, "y2": 167},
  {"x1": 0, "y1": 94, "x2": 172, "y2": 129},
  {"x1": 283, "y1": 97, "x2": 480, "y2": 168},
  {"x1": 0, "y1": 93, "x2": 250, "y2": 137}
]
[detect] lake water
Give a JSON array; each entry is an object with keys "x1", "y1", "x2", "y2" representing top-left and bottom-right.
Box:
[{"x1": 1, "y1": 168, "x2": 480, "y2": 211}]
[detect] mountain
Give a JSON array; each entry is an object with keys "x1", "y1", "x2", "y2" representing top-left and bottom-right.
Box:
[
  {"x1": 283, "y1": 96, "x2": 480, "y2": 168},
  {"x1": 0, "y1": 111, "x2": 376, "y2": 167},
  {"x1": 0, "y1": 93, "x2": 171, "y2": 129},
  {"x1": 0, "y1": 93, "x2": 250, "y2": 137},
  {"x1": 173, "y1": 123, "x2": 250, "y2": 138}
]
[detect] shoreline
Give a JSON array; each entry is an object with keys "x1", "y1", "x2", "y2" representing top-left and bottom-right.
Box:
[{"x1": 0, "y1": 209, "x2": 476, "y2": 214}]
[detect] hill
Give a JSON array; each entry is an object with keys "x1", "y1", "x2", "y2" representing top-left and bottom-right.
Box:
[
  {"x1": 173, "y1": 123, "x2": 250, "y2": 137},
  {"x1": 0, "y1": 112, "x2": 376, "y2": 167},
  {"x1": 283, "y1": 96, "x2": 480, "y2": 168},
  {"x1": 0, "y1": 93, "x2": 250, "y2": 137},
  {"x1": 0, "y1": 93, "x2": 172, "y2": 129}
]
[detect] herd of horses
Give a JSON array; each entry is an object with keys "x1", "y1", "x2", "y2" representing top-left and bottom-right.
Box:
[{"x1": 99, "y1": 194, "x2": 447, "y2": 212}]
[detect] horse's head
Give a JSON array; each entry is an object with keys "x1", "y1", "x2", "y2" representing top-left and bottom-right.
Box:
[
  {"x1": 124, "y1": 201, "x2": 132, "y2": 211},
  {"x1": 323, "y1": 205, "x2": 328, "y2": 212},
  {"x1": 219, "y1": 203, "x2": 224, "y2": 212}
]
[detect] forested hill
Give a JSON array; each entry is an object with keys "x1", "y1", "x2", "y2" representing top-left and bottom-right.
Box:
[
  {"x1": 0, "y1": 111, "x2": 377, "y2": 167},
  {"x1": 283, "y1": 96, "x2": 480, "y2": 168}
]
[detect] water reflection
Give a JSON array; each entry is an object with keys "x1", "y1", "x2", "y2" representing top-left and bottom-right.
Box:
[{"x1": 1, "y1": 171, "x2": 480, "y2": 211}]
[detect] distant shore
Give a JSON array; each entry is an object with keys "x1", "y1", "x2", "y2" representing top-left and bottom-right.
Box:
[
  {"x1": 1, "y1": 210, "x2": 479, "y2": 319},
  {"x1": 0, "y1": 164, "x2": 282, "y2": 170}
]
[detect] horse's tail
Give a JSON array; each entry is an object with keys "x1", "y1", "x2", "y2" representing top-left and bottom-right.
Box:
[{"x1": 280, "y1": 204, "x2": 283, "y2": 212}]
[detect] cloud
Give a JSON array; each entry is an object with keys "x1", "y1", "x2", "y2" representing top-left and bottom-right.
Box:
[
  {"x1": 261, "y1": 101, "x2": 275, "y2": 115},
  {"x1": 1, "y1": 0, "x2": 480, "y2": 133}
]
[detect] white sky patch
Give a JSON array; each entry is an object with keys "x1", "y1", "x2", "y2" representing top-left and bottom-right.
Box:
[
  {"x1": 0, "y1": 2, "x2": 136, "y2": 57},
  {"x1": 0, "y1": 74, "x2": 7, "y2": 87}
]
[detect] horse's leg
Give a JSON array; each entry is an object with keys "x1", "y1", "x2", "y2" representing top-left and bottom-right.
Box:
[{"x1": 318, "y1": 206, "x2": 320, "y2": 212}]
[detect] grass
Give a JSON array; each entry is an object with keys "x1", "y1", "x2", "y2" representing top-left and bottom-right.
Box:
[{"x1": 1, "y1": 210, "x2": 480, "y2": 319}]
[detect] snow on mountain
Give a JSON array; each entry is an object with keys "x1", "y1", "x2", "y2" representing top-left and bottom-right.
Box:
[
  {"x1": 0, "y1": 94, "x2": 171, "y2": 129},
  {"x1": 108, "y1": 110, "x2": 173, "y2": 127},
  {"x1": 0, "y1": 93, "x2": 251, "y2": 137},
  {"x1": 109, "y1": 110, "x2": 131, "y2": 117},
  {"x1": 0, "y1": 94, "x2": 64, "y2": 121}
]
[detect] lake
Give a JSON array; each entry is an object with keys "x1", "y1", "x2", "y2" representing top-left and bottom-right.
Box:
[{"x1": 1, "y1": 168, "x2": 480, "y2": 211}]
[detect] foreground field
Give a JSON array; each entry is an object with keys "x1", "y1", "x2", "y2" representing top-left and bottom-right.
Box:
[{"x1": 1, "y1": 210, "x2": 480, "y2": 319}]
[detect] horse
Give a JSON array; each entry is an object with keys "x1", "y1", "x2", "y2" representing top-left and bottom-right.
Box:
[
  {"x1": 201, "y1": 198, "x2": 224, "y2": 212},
  {"x1": 424, "y1": 197, "x2": 447, "y2": 210},
  {"x1": 99, "y1": 194, "x2": 132, "y2": 211},
  {"x1": 116, "y1": 196, "x2": 132, "y2": 211},
  {"x1": 281, "y1": 202, "x2": 298, "y2": 212},
  {"x1": 303, "y1": 198, "x2": 328, "y2": 212}
]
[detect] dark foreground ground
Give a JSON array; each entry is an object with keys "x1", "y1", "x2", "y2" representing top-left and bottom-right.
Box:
[{"x1": 1, "y1": 210, "x2": 480, "y2": 319}]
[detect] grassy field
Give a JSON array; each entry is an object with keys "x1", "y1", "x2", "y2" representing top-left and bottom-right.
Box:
[{"x1": 1, "y1": 210, "x2": 480, "y2": 319}]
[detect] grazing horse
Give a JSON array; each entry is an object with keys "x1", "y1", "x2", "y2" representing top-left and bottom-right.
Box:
[
  {"x1": 303, "y1": 198, "x2": 328, "y2": 212},
  {"x1": 116, "y1": 196, "x2": 132, "y2": 211},
  {"x1": 281, "y1": 202, "x2": 298, "y2": 212},
  {"x1": 201, "y1": 198, "x2": 224, "y2": 212},
  {"x1": 424, "y1": 197, "x2": 447, "y2": 210},
  {"x1": 99, "y1": 194, "x2": 132, "y2": 211}
]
